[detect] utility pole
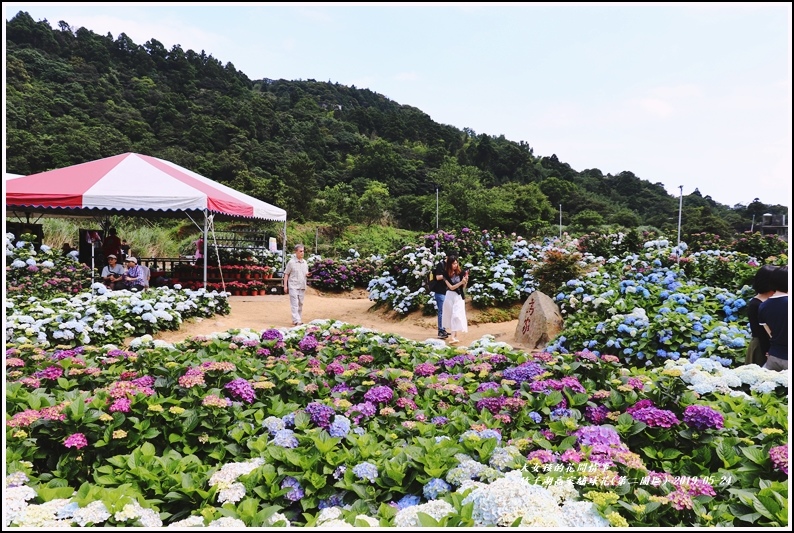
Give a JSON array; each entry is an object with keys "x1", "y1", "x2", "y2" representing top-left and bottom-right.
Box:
[
  {"x1": 435, "y1": 185, "x2": 439, "y2": 254},
  {"x1": 751, "y1": 213, "x2": 755, "y2": 232},
  {"x1": 677, "y1": 186, "x2": 683, "y2": 266},
  {"x1": 559, "y1": 204, "x2": 562, "y2": 239}
]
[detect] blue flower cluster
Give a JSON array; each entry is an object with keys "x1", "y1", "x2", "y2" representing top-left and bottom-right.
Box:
[
  {"x1": 328, "y1": 415, "x2": 351, "y2": 437},
  {"x1": 422, "y1": 477, "x2": 451, "y2": 500},
  {"x1": 272, "y1": 429, "x2": 298, "y2": 448},
  {"x1": 280, "y1": 476, "x2": 304, "y2": 502},
  {"x1": 352, "y1": 461, "x2": 378, "y2": 483}
]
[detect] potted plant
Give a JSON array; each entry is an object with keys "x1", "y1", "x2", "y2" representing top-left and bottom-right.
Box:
[{"x1": 247, "y1": 279, "x2": 265, "y2": 295}]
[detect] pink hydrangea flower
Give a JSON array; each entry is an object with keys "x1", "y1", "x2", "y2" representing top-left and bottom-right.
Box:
[{"x1": 64, "y1": 433, "x2": 88, "y2": 449}]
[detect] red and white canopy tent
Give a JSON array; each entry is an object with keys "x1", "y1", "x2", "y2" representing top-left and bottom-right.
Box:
[{"x1": 6, "y1": 152, "x2": 287, "y2": 286}]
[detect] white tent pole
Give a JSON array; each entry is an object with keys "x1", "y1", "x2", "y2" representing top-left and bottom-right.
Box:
[
  {"x1": 203, "y1": 209, "x2": 209, "y2": 288},
  {"x1": 282, "y1": 220, "x2": 287, "y2": 273}
]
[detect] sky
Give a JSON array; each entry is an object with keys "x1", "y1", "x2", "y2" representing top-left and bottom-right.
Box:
[{"x1": 4, "y1": 2, "x2": 792, "y2": 208}]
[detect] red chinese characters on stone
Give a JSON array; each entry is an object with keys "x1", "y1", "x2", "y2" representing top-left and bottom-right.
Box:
[{"x1": 521, "y1": 300, "x2": 536, "y2": 334}]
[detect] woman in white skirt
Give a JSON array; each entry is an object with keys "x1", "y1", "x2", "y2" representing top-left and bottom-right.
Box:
[{"x1": 441, "y1": 255, "x2": 469, "y2": 344}]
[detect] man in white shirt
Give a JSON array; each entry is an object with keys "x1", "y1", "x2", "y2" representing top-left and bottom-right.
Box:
[{"x1": 283, "y1": 244, "x2": 309, "y2": 326}]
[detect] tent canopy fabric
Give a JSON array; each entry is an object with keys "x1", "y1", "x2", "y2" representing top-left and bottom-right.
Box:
[{"x1": 6, "y1": 152, "x2": 286, "y2": 222}]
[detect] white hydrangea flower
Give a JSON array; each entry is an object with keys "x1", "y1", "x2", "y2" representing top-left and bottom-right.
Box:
[
  {"x1": 316, "y1": 506, "x2": 344, "y2": 524},
  {"x1": 394, "y1": 500, "x2": 455, "y2": 527},
  {"x1": 265, "y1": 512, "x2": 290, "y2": 526},
  {"x1": 315, "y1": 518, "x2": 353, "y2": 528},
  {"x1": 207, "y1": 517, "x2": 246, "y2": 528}
]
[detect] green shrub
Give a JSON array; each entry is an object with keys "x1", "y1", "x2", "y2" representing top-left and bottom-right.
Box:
[{"x1": 531, "y1": 249, "x2": 585, "y2": 296}]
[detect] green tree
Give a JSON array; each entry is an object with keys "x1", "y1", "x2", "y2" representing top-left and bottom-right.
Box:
[
  {"x1": 538, "y1": 176, "x2": 577, "y2": 207},
  {"x1": 359, "y1": 181, "x2": 392, "y2": 226},
  {"x1": 570, "y1": 209, "x2": 605, "y2": 232},
  {"x1": 278, "y1": 153, "x2": 319, "y2": 222},
  {"x1": 428, "y1": 157, "x2": 484, "y2": 229}
]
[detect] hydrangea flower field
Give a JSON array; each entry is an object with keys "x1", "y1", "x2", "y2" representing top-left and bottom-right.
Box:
[{"x1": 4, "y1": 230, "x2": 788, "y2": 527}]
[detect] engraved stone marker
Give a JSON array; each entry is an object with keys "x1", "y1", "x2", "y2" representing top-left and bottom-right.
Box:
[{"x1": 514, "y1": 291, "x2": 564, "y2": 350}]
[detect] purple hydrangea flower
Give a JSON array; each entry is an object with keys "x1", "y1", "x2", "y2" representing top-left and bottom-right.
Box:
[
  {"x1": 33, "y1": 366, "x2": 63, "y2": 380},
  {"x1": 476, "y1": 396, "x2": 506, "y2": 415},
  {"x1": 131, "y1": 375, "x2": 155, "y2": 388},
  {"x1": 224, "y1": 378, "x2": 256, "y2": 403},
  {"x1": 502, "y1": 362, "x2": 545, "y2": 382},
  {"x1": 298, "y1": 335, "x2": 319, "y2": 352},
  {"x1": 318, "y1": 492, "x2": 347, "y2": 509},
  {"x1": 414, "y1": 362, "x2": 437, "y2": 377},
  {"x1": 585, "y1": 405, "x2": 610, "y2": 424},
  {"x1": 261, "y1": 329, "x2": 283, "y2": 341},
  {"x1": 331, "y1": 383, "x2": 354, "y2": 394},
  {"x1": 109, "y1": 397, "x2": 132, "y2": 413},
  {"x1": 527, "y1": 449, "x2": 556, "y2": 463},
  {"x1": 770, "y1": 445, "x2": 788, "y2": 475},
  {"x1": 476, "y1": 382, "x2": 500, "y2": 392},
  {"x1": 64, "y1": 433, "x2": 88, "y2": 449},
  {"x1": 363, "y1": 385, "x2": 394, "y2": 404},
  {"x1": 326, "y1": 361, "x2": 345, "y2": 375},
  {"x1": 281, "y1": 476, "x2": 304, "y2": 501},
  {"x1": 626, "y1": 399, "x2": 655, "y2": 414},
  {"x1": 575, "y1": 425, "x2": 623, "y2": 447},
  {"x1": 304, "y1": 402, "x2": 335, "y2": 428},
  {"x1": 630, "y1": 407, "x2": 680, "y2": 428},
  {"x1": 683, "y1": 405, "x2": 724, "y2": 431},
  {"x1": 52, "y1": 349, "x2": 79, "y2": 360},
  {"x1": 346, "y1": 401, "x2": 376, "y2": 424}
]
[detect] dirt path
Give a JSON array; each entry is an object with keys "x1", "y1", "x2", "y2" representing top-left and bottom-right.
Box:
[{"x1": 152, "y1": 288, "x2": 530, "y2": 350}]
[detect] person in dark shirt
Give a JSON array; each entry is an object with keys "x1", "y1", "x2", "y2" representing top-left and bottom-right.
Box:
[
  {"x1": 102, "y1": 227, "x2": 123, "y2": 265},
  {"x1": 120, "y1": 239, "x2": 130, "y2": 262},
  {"x1": 745, "y1": 265, "x2": 778, "y2": 366},
  {"x1": 430, "y1": 256, "x2": 450, "y2": 338},
  {"x1": 758, "y1": 266, "x2": 788, "y2": 371}
]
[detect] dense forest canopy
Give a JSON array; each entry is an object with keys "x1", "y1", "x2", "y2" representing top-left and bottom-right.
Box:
[{"x1": 5, "y1": 11, "x2": 788, "y2": 238}]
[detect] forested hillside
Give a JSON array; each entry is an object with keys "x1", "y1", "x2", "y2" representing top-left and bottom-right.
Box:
[{"x1": 5, "y1": 11, "x2": 787, "y2": 238}]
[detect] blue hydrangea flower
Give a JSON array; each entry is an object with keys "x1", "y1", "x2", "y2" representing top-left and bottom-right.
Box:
[
  {"x1": 423, "y1": 477, "x2": 451, "y2": 500},
  {"x1": 329, "y1": 415, "x2": 351, "y2": 437},
  {"x1": 281, "y1": 476, "x2": 304, "y2": 501},
  {"x1": 272, "y1": 429, "x2": 299, "y2": 448},
  {"x1": 396, "y1": 494, "x2": 421, "y2": 510},
  {"x1": 352, "y1": 461, "x2": 378, "y2": 483}
]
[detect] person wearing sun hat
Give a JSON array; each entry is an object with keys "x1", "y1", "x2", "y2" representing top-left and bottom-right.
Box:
[
  {"x1": 122, "y1": 256, "x2": 145, "y2": 291},
  {"x1": 101, "y1": 254, "x2": 125, "y2": 290}
]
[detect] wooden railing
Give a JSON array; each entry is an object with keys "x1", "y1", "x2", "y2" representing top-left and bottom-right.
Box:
[{"x1": 138, "y1": 257, "x2": 196, "y2": 275}]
